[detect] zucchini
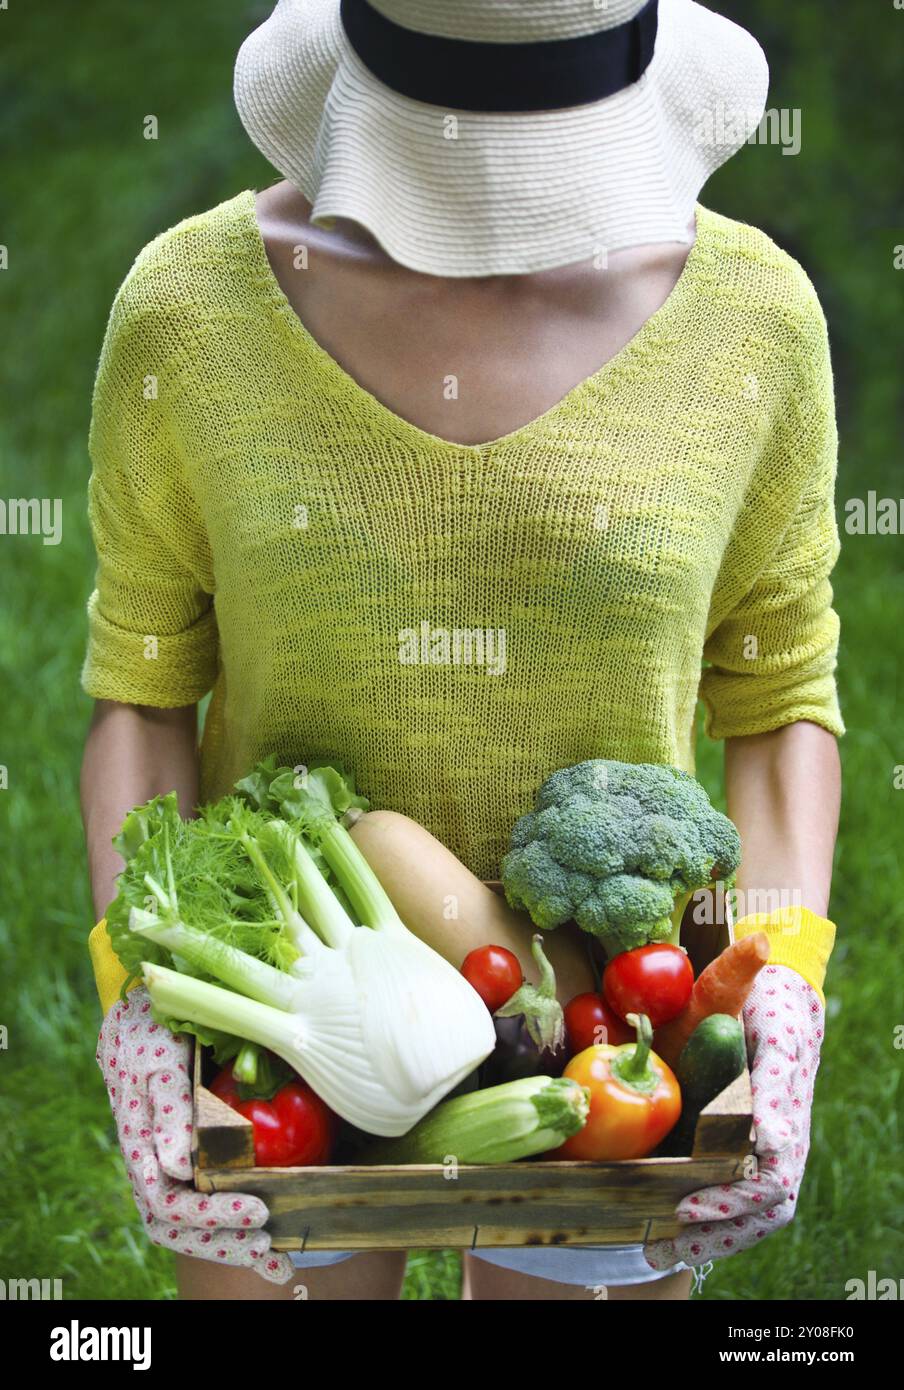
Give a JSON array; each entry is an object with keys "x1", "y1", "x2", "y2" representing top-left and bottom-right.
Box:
[
  {"x1": 362, "y1": 1075, "x2": 589, "y2": 1165},
  {"x1": 659, "y1": 1013, "x2": 746, "y2": 1155}
]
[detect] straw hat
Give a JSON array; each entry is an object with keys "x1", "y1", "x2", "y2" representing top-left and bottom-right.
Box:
[{"x1": 234, "y1": 0, "x2": 769, "y2": 277}]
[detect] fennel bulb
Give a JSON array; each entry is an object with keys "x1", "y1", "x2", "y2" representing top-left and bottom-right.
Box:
[{"x1": 122, "y1": 763, "x2": 495, "y2": 1137}]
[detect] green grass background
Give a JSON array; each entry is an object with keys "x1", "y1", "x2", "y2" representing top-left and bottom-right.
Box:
[{"x1": 1, "y1": 0, "x2": 901, "y2": 1301}]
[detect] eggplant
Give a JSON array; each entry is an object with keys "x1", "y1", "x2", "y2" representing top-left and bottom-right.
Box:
[
  {"x1": 480, "y1": 935, "x2": 567, "y2": 1087},
  {"x1": 480, "y1": 1014, "x2": 565, "y2": 1086}
]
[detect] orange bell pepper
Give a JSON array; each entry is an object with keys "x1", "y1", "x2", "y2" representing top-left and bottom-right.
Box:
[{"x1": 550, "y1": 1012, "x2": 680, "y2": 1160}]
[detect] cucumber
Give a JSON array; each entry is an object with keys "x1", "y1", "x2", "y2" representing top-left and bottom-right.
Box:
[{"x1": 658, "y1": 1014, "x2": 746, "y2": 1155}]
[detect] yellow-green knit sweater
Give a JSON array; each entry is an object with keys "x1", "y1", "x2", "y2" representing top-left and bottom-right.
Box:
[{"x1": 81, "y1": 190, "x2": 844, "y2": 881}]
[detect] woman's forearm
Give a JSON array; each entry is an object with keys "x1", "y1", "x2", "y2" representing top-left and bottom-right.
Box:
[
  {"x1": 724, "y1": 721, "x2": 841, "y2": 919},
  {"x1": 80, "y1": 699, "x2": 200, "y2": 920}
]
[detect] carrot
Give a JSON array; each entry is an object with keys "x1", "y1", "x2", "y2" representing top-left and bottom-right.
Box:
[{"x1": 653, "y1": 932, "x2": 771, "y2": 1068}]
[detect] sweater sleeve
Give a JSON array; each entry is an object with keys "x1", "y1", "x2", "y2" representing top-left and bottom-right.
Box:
[
  {"x1": 699, "y1": 282, "x2": 844, "y2": 741},
  {"x1": 81, "y1": 274, "x2": 219, "y2": 707}
]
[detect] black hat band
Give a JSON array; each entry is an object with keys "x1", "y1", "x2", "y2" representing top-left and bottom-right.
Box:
[{"x1": 338, "y1": 0, "x2": 660, "y2": 114}]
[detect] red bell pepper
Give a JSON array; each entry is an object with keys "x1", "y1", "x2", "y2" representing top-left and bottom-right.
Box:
[{"x1": 211, "y1": 1062, "x2": 335, "y2": 1167}]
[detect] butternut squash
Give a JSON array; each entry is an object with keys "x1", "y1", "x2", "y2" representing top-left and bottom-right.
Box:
[{"x1": 347, "y1": 809, "x2": 596, "y2": 1002}]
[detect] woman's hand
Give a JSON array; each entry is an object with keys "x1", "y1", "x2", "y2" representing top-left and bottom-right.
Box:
[
  {"x1": 96, "y1": 986, "x2": 293, "y2": 1283},
  {"x1": 644, "y1": 964, "x2": 825, "y2": 1270}
]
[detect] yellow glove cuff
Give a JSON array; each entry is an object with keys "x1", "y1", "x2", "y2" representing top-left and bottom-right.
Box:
[
  {"x1": 89, "y1": 918, "x2": 138, "y2": 1016},
  {"x1": 733, "y1": 906, "x2": 836, "y2": 1006}
]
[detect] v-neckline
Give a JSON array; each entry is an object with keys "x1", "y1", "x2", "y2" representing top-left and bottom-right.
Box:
[{"x1": 240, "y1": 188, "x2": 710, "y2": 456}]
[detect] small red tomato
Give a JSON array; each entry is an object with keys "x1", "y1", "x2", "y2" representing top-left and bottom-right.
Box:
[
  {"x1": 211, "y1": 1065, "x2": 335, "y2": 1166},
  {"x1": 564, "y1": 992, "x2": 633, "y2": 1054},
  {"x1": 603, "y1": 944, "x2": 694, "y2": 1029},
  {"x1": 461, "y1": 944, "x2": 523, "y2": 1012}
]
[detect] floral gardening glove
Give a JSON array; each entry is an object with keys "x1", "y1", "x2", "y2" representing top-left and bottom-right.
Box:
[
  {"x1": 96, "y1": 985, "x2": 293, "y2": 1283},
  {"x1": 644, "y1": 964, "x2": 825, "y2": 1272}
]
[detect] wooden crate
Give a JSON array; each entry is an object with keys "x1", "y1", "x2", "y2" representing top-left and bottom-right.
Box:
[{"x1": 192, "y1": 889, "x2": 752, "y2": 1250}]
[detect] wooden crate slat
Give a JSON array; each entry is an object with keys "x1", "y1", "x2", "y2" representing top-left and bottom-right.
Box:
[
  {"x1": 191, "y1": 1042, "x2": 255, "y2": 1171},
  {"x1": 194, "y1": 1153, "x2": 749, "y2": 1249},
  {"x1": 692, "y1": 1071, "x2": 755, "y2": 1158},
  {"x1": 195, "y1": 1085, "x2": 255, "y2": 1170}
]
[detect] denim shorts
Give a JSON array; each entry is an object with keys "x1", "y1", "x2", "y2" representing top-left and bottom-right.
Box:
[{"x1": 287, "y1": 1244, "x2": 687, "y2": 1288}]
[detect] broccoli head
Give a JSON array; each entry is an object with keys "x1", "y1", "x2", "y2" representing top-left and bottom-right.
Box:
[{"x1": 501, "y1": 759, "x2": 742, "y2": 958}]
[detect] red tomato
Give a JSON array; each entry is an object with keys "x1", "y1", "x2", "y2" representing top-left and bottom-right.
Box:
[
  {"x1": 461, "y1": 945, "x2": 523, "y2": 1012},
  {"x1": 564, "y1": 992, "x2": 633, "y2": 1054},
  {"x1": 603, "y1": 944, "x2": 693, "y2": 1029},
  {"x1": 211, "y1": 1065, "x2": 335, "y2": 1166}
]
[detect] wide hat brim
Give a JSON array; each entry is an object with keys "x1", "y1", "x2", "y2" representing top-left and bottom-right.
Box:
[{"x1": 234, "y1": 0, "x2": 769, "y2": 277}]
